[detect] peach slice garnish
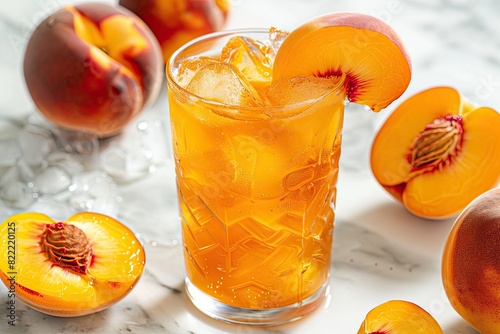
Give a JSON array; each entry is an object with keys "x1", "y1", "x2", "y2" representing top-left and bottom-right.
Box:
[
  {"x1": 358, "y1": 300, "x2": 444, "y2": 334},
  {"x1": 273, "y1": 12, "x2": 411, "y2": 112},
  {"x1": 0, "y1": 212, "x2": 145, "y2": 317},
  {"x1": 370, "y1": 86, "x2": 500, "y2": 219}
]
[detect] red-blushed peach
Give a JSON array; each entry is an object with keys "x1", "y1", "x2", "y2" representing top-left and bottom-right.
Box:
[
  {"x1": 273, "y1": 12, "x2": 411, "y2": 112},
  {"x1": 23, "y1": 3, "x2": 163, "y2": 137},
  {"x1": 119, "y1": 0, "x2": 230, "y2": 63},
  {"x1": 442, "y1": 187, "x2": 500, "y2": 334}
]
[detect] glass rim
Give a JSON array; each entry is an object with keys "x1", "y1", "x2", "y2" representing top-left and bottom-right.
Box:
[{"x1": 166, "y1": 28, "x2": 347, "y2": 117}]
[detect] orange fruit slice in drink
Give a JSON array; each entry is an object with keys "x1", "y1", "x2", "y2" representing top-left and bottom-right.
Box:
[{"x1": 273, "y1": 12, "x2": 412, "y2": 112}]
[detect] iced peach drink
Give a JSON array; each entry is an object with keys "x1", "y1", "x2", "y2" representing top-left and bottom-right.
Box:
[{"x1": 167, "y1": 13, "x2": 411, "y2": 325}]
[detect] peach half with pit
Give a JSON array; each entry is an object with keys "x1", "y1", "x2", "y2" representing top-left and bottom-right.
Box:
[
  {"x1": 0, "y1": 212, "x2": 145, "y2": 316},
  {"x1": 119, "y1": 0, "x2": 230, "y2": 63},
  {"x1": 23, "y1": 3, "x2": 163, "y2": 137},
  {"x1": 370, "y1": 86, "x2": 500, "y2": 219},
  {"x1": 442, "y1": 187, "x2": 500, "y2": 334},
  {"x1": 358, "y1": 300, "x2": 444, "y2": 333}
]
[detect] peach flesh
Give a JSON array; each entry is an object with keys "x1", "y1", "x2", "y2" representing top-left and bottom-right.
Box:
[
  {"x1": 273, "y1": 12, "x2": 411, "y2": 112},
  {"x1": 0, "y1": 212, "x2": 146, "y2": 317},
  {"x1": 370, "y1": 86, "x2": 500, "y2": 219},
  {"x1": 357, "y1": 300, "x2": 444, "y2": 334}
]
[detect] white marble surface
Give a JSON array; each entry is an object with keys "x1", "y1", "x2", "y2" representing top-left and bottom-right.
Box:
[{"x1": 1, "y1": 0, "x2": 499, "y2": 333}]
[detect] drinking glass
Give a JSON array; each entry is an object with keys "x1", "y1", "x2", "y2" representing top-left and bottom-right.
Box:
[{"x1": 166, "y1": 29, "x2": 346, "y2": 326}]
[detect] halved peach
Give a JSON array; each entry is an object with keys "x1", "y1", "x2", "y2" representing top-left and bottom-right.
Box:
[
  {"x1": 0, "y1": 212, "x2": 145, "y2": 316},
  {"x1": 442, "y1": 188, "x2": 500, "y2": 334},
  {"x1": 273, "y1": 12, "x2": 411, "y2": 112},
  {"x1": 370, "y1": 86, "x2": 500, "y2": 219},
  {"x1": 358, "y1": 300, "x2": 444, "y2": 333}
]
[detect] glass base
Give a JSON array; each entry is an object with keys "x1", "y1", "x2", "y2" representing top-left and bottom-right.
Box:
[{"x1": 185, "y1": 278, "x2": 329, "y2": 326}]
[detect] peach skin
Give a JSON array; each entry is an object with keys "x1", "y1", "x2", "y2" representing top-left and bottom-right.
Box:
[
  {"x1": 371, "y1": 86, "x2": 500, "y2": 219},
  {"x1": 23, "y1": 3, "x2": 163, "y2": 137},
  {"x1": 119, "y1": 0, "x2": 230, "y2": 63},
  {"x1": 273, "y1": 12, "x2": 412, "y2": 112},
  {"x1": 0, "y1": 212, "x2": 145, "y2": 316},
  {"x1": 358, "y1": 300, "x2": 444, "y2": 334},
  {"x1": 442, "y1": 187, "x2": 500, "y2": 334}
]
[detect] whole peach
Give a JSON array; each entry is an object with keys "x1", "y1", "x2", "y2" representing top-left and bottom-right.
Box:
[
  {"x1": 119, "y1": 0, "x2": 230, "y2": 63},
  {"x1": 442, "y1": 187, "x2": 500, "y2": 334},
  {"x1": 23, "y1": 3, "x2": 163, "y2": 137}
]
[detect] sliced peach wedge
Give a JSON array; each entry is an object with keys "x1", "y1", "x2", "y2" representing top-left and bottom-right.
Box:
[
  {"x1": 273, "y1": 12, "x2": 412, "y2": 112},
  {"x1": 370, "y1": 86, "x2": 500, "y2": 219},
  {"x1": 0, "y1": 212, "x2": 145, "y2": 316},
  {"x1": 358, "y1": 300, "x2": 444, "y2": 334}
]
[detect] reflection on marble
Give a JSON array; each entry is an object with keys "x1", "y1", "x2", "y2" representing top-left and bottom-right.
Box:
[{"x1": 1, "y1": 0, "x2": 499, "y2": 332}]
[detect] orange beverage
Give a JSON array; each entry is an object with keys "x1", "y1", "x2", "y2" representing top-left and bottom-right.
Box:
[{"x1": 167, "y1": 29, "x2": 346, "y2": 325}]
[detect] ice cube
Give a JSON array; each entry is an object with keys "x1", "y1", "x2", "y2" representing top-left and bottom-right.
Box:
[
  {"x1": 47, "y1": 152, "x2": 85, "y2": 176},
  {"x1": 0, "y1": 180, "x2": 36, "y2": 209},
  {"x1": 186, "y1": 62, "x2": 265, "y2": 107},
  {"x1": 135, "y1": 120, "x2": 171, "y2": 166},
  {"x1": 53, "y1": 126, "x2": 99, "y2": 155},
  {"x1": 17, "y1": 159, "x2": 35, "y2": 182},
  {"x1": 0, "y1": 163, "x2": 34, "y2": 188},
  {"x1": 266, "y1": 27, "x2": 289, "y2": 63},
  {"x1": 219, "y1": 36, "x2": 272, "y2": 89},
  {"x1": 0, "y1": 118, "x2": 22, "y2": 141},
  {"x1": 101, "y1": 146, "x2": 136, "y2": 182},
  {"x1": 265, "y1": 76, "x2": 342, "y2": 106},
  {"x1": 32, "y1": 166, "x2": 72, "y2": 196},
  {"x1": 0, "y1": 139, "x2": 21, "y2": 167},
  {"x1": 69, "y1": 170, "x2": 120, "y2": 216},
  {"x1": 26, "y1": 114, "x2": 99, "y2": 168},
  {"x1": 174, "y1": 57, "x2": 219, "y2": 88},
  {"x1": 17, "y1": 123, "x2": 54, "y2": 166},
  {"x1": 101, "y1": 120, "x2": 170, "y2": 183}
]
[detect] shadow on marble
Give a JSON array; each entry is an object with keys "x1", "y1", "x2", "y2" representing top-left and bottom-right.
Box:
[
  {"x1": 441, "y1": 318, "x2": 479, "y2": 334},
  {"x1": 333, "y1": 222, "x2": 431, "y2": 280},
  {"x1": 338, "y1": 199, "x2": 456, "y2": 261}
]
